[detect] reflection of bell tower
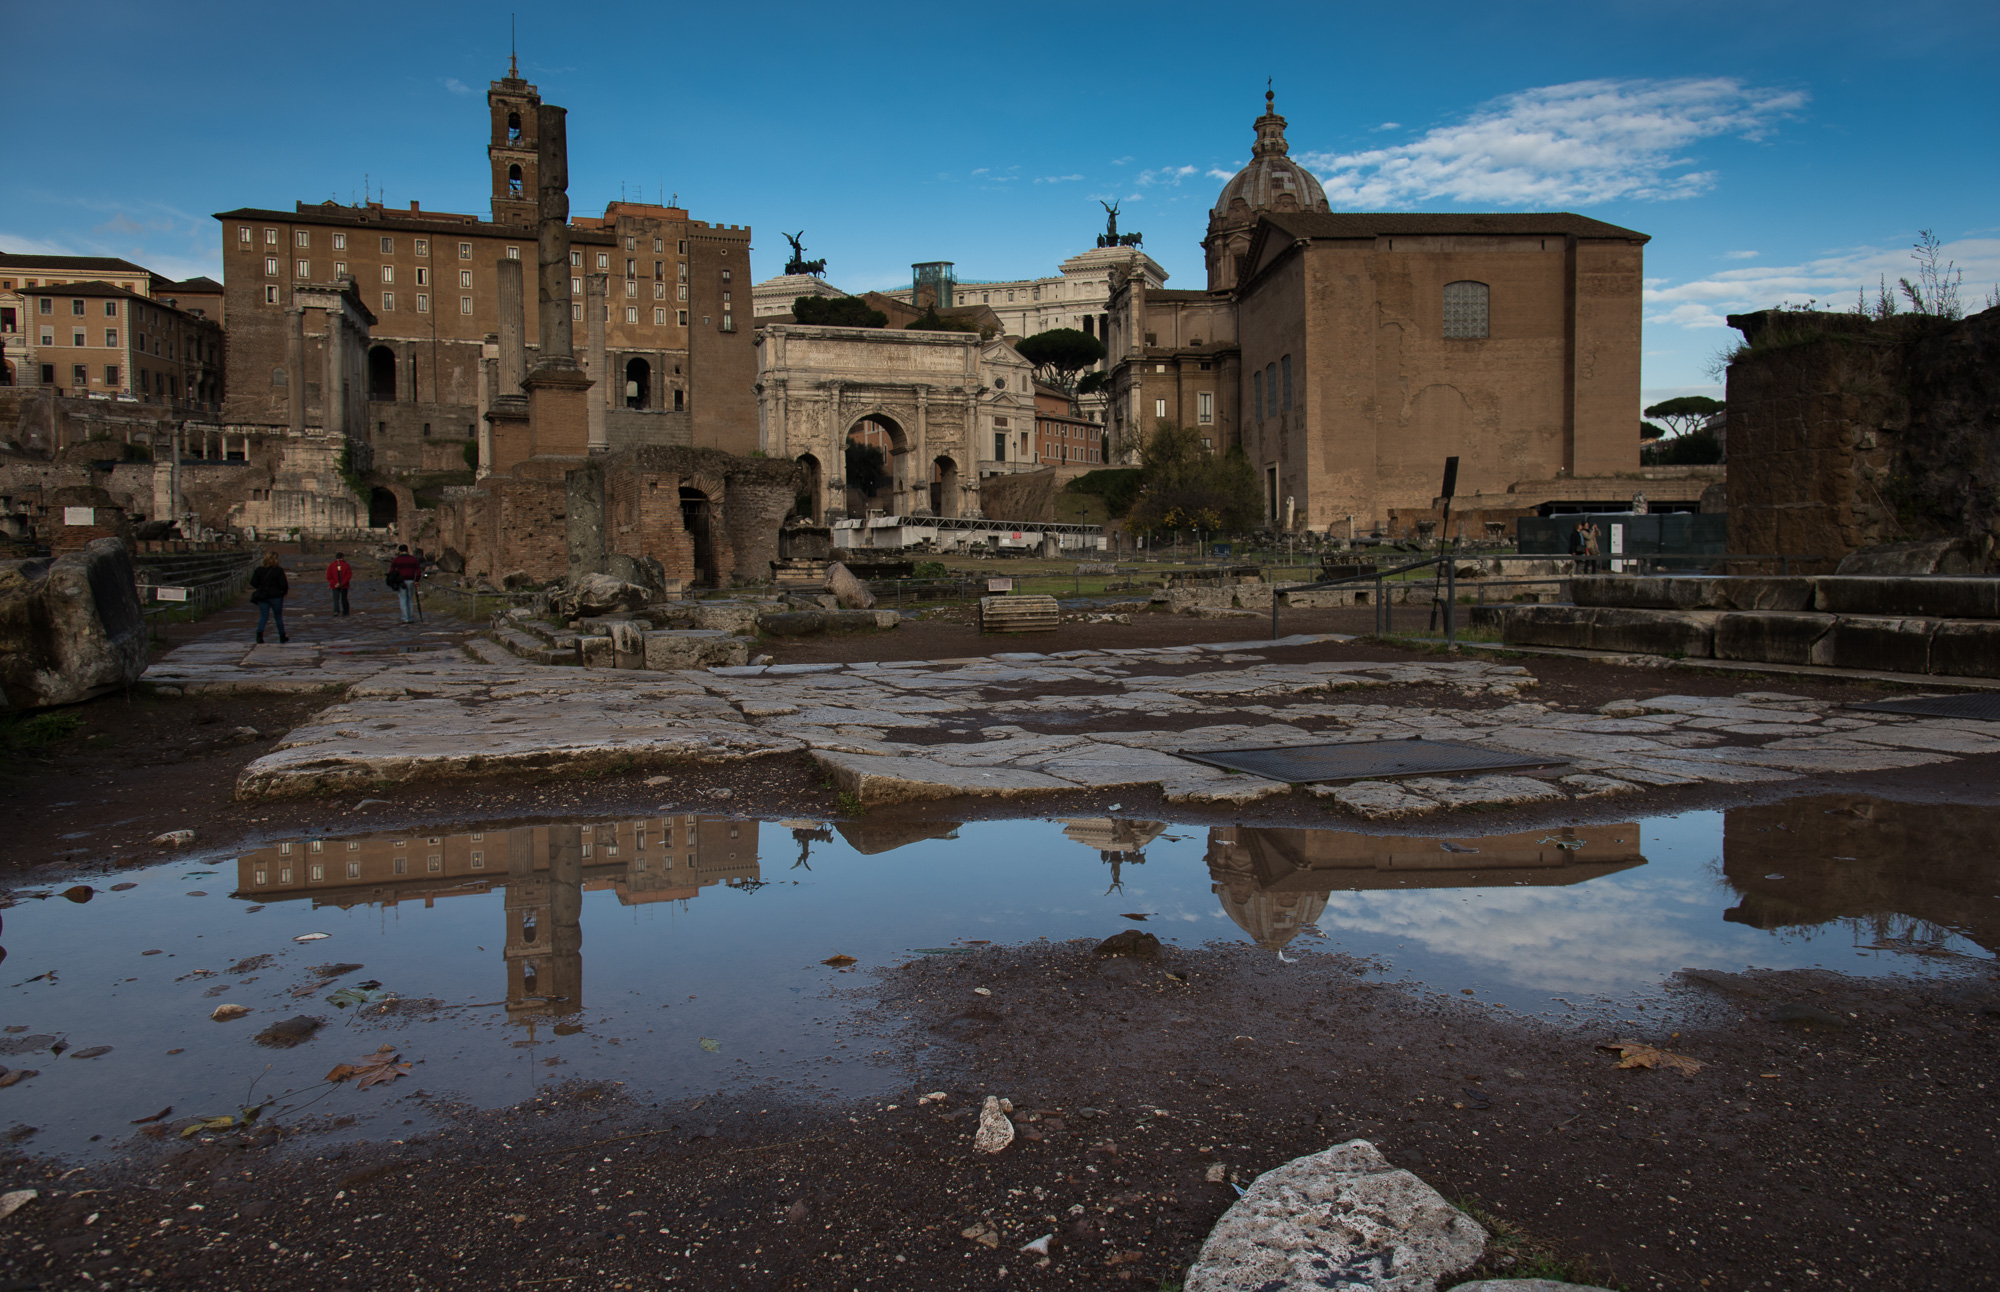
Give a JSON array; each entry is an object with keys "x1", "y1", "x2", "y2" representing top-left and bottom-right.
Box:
[
  {"x1": 503, "y1": 825, "x2": 583, "y2": 1024},
  {"x1": 488, "y1": 53, "x2": 540, "y2": 226}
]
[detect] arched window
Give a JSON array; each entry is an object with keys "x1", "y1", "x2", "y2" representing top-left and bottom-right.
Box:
[
  {"x1": 507, "y1": 163, "x2": 523, "y2": 197},
  {"x1": 1442, "y1": 281, "x2": 1490, "y2": 339},
  {"x1": 506, "y1": 110, "x2": 522, "y2": 143}
]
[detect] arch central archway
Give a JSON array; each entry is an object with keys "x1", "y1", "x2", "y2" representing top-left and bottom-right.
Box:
[{"x1": 844, "y1": 413, "x2": 908, "y2": 518}]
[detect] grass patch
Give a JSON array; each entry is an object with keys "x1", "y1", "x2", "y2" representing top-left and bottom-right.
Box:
[
  {"x1": 2, "y1": 710, "x2": 84, "y2": 753},
  {"x1": 1449, "y1": 1198, "x2": 1626, "y2": 1289},
  {"x1": 835, "y1": 791, "x2": 865, "y2": 816}
]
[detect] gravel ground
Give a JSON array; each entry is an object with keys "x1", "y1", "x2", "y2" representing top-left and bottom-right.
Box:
[{"x1": 0, "y1": 941, "x2": 1994, "y2": 1290}]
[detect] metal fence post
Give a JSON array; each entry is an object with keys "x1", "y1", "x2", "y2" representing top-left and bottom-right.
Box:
[{"x1": 1445, "y1": 558, "x2": 1456, "y2": 649}]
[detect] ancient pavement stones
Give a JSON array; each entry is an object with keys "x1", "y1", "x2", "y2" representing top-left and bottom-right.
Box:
[
  {"x1": 1401, "y1": 775, "x2": 1566, "y2": 810},
  {"x1": 1447, "y1": 1283, "x2": 1616, "y2": 1292},
  {"x1": 1184, "y1": 1139, "x2": 1487, "y2": 1292},
  {"x1": 1310, "y1": 781, "x2": 1440, "y2": 820}
]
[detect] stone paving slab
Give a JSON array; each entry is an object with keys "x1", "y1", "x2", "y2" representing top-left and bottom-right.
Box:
[{"x1": 135, "y1": 622, "x2": 2000, "y2": 807}]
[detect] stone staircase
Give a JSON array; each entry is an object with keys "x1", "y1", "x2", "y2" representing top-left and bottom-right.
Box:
[{"x1": 489, "y1": 609, "x2": 581, "y2": 665}]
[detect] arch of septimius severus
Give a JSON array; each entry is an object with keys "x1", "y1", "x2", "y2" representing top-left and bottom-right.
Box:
[{"x1": 754, "y1": 323, "x2": 1038, "y2": 523}]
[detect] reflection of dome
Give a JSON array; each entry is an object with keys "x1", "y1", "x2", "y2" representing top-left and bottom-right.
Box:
[
  {"x1": 1214, "y1": 881, "x2": 1329, "y2": 953},
  {"x1": 1210, "y1": 91, "x2": 1330, "y2": 224}
]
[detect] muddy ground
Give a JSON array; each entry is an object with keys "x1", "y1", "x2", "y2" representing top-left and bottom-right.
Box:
[
  {"x1": 5, "y1": 603, "x2": 2000, "y2": 1288},
  {"x1": 0, "y1": 941, "x2": 1994, "y2": 1291}
]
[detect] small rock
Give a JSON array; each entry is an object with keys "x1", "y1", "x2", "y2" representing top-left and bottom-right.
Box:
[
  {"x1": 153, "y1": 829, "x2": 196, "y2": 847},
  {"x1": 231, "y1": 726, "x2": 261, "y2": 741},
  {"x1": 961, "y1": 1221, "x2": 1001, "y2": 1248},
  {"x1": 255, "y1": 1016, "x2": 325, "y2": 1048},
  {"x1": 1206, "y1": 1162, "x2": 1228, "y2": 1182},
  {"x1": 918, "y1": 1091, "x2": 948, "y2": 1105},
  {"x1": 210, "y1": 1004, "x2": 252, "y2": 1021},
  {"x1": 62, "y1": 885, "x2": 93, "y2": 903},
  {"x1": 973, "y1": 1095, "x2": 1015, "y2": 1154},
  {"x1": 0, "y1": 1189, "x2": 37, "y2": 1220},
  {"x1": 972, "y1": 987, "x2": 992, "y2": 996},
  {"x1": 0, "y1": 1071, "x2": 37, "y2": 1089},
  {"x1": 1094, "y1": 930, "x2": 1161, "y2": 958}
]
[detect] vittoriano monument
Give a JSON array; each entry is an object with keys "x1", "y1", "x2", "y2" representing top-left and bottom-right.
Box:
[
  {"x1": 1096, "y1": 200, "x2": 1144, "y2": 249},
  {"x1": 784, "y1": 231, "x2": 828, "y2": 277}
]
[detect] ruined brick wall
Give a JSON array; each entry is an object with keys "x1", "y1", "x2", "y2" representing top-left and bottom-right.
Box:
[
  {"x1": 720, "y1": 469, "x2": 799, "y2": 585},
  {"x1": 977, "y1": 468, "x2": 1059, "y2": 523},
  {"x1": 1725, "y1": 307, "x2": 2000, "y2": 571}
]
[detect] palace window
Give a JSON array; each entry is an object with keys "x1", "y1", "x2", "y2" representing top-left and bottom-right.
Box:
[
  {"x1": 506, "y1": 246, "x2": 520, "y2": 260},
  {"x1": 382, "y1": 292, "x2": 395, "y2": 311},
  {"x1": 626, "y1": 306, "x2": 638, "y2": 323},
  {"x1": 264, "y1": 285, "x2": 279, "y2": 304},
  {"x1": 380, "y1": 237, "x2": 394, "y2": 254},
  {"x1": 459, "y1": 270, "x2": 472, "y2": 288},
  {"x1": 296, "y1": 260, "x2": 309, "y2": 278},
  {"x1": 416, "y1": 294, "x2": 429, "y2": 313},
  {"x1": 459, "y1": 242, "x2": 472, "y2": 259},
  {"x1": 677, "y1": 310, "x2": 688, "y2": 325},
  {"x1": 238, "y1": 227, "x2": 252, "y2": 245},
  {"x1": 295, "y1": 230, "x2": 310, "y2": 247},
  {"x1": 1442, "y1": 280, "x2": 1490, "y2": 339},
  {"x1": 264, "y1": 228, "x2": 278, "y2": 245},
  {"x1": 105, "y1": 329, "x2": 117, "y2": 347},
  {"x1": 1154, "y1": 397, "x2": 1167, "y2": 420},
  {"x1": 264, "y1": 257, "x2": 278, "y2": 276},
  {"x1": 597, "y1": 253, "x2": 610, "y2": 270},
  {"x1": 571, "y1": 277, "x2": 582, "y2": 295},
  {"x1": 1197, "y1": 391, "x2": 1213, "y2": 425},
  {"x1": 381, "y1": 265, "x2": 395, "y2": 283},
  {"x1": 654, "y1": 308, "x2": 667, "y2": 324},
  {"x1": 104, "y1": 365, "x2": 119, "y2": 385},
  {"x1": 461, "y1": 296, "x2": 473, "y2": 315},
  {"x1": 334, "y1": 261, "x2": 347, "y2": 278},
  {"x1": 415, "y1": 267, "x2": 428, "y2": 286},
  {"x1": 625, "y1": 280, "x2": 637, "y2": 298},
  {"x1": 415, "y1": 239, "x2": 428, "y2": 257}
]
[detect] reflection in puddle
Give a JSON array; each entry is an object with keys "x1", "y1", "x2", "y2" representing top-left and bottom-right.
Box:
[{"x1": 0, "y1": 796, "x2": 1991, "y2": 1158}]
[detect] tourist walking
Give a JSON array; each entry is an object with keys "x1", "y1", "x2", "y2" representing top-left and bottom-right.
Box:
[
  {"x1": 326, "y1": 552, "x2": 353, "y2": 616},
  {"x1": 388, "y1": 544, "x2": 423, "y2": 623},
  {"x1": 250, "y1": 551, "x2": 290, "y2": 644}
]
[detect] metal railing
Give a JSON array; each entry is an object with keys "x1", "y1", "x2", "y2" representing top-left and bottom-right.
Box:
[{"x1": 138, "y1": 561, "x2": 256, "y2": 626}]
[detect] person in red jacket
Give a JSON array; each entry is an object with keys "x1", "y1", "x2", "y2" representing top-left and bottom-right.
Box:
[
  {"x1": 326, "y1": 552, "x2": 353, "y2": 616},
  {"x1": 389, "y1": 544, "x2": 423, "y2": 622}
]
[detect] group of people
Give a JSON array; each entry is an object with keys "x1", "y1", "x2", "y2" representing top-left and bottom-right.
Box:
[
  {"x1": 246, "y1": 545, "x2": 427, "y2": 644},
  {"x1": 1567, "y1": 520, "x2": 1605, "y2": 573}
]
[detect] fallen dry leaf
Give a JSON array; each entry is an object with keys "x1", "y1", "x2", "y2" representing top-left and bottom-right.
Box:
[
  {"x1": 1599, "y1": 1038, "x2": 1704, "y2": 1076},
  {"x1": 821, "y1": 955, "x2": 857, "y2": 967},
  {"x1": 325, "y1": 1045, "x2": 412, "y2": 1089}
]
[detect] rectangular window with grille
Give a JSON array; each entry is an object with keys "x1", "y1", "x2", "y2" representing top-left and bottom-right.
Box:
[
  {"x1": 459, "y1": 242, "x2": 473, "y2": 259},
  {"x1": 461, "y1": 296, "x2": 473, "y2": 314},
  {"x1": 654, "y1": 308, "x2": 666, "y2": 324},
  {"x1": 1198, "y1": 391, "x2": 1213, "y2": 425},
  {"x1": 1442, "y1": 280, "x2": 1490, "y2": 339},
  {"x1": 626, "y1": 306, "x2": 638, "y2": 323}
]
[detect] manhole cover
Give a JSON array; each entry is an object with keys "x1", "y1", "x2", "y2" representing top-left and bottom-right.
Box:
[
  {"x1": 1177, "y1": 738, "x2": 1563, "y2": 785},
  {"x1": 1846, "y1": 694, "x2": 2000, "y2": 722}
]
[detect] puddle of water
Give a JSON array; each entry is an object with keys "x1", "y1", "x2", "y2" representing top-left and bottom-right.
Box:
[{"x1": 2, "y1": 794, "x2": 1991, "y2": 1158}]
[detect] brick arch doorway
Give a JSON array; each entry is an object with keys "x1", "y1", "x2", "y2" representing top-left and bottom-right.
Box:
[
  {"x1": 680, "y1": 486, "x2": 717, "y2": 587},
  {"x1": 844, "y1": 414, "x2": 906, "y2": 517},
  {"x1": 368, "y1": 345, "x2": 397, "y2": 401}
]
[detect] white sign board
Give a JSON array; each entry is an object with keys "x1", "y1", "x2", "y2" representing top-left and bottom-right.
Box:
[
  {"x1": 987, "y1": 577, "x2": 1014, "y2": 592},
  {"x1": 63, "y1": 507, "x2": 96, "y2": 526},
  {"x1": 153, "y1": 586, "x2": 189, "y2": 603},
  {"x1": 1610, "y1": 522, "x2": 1628, "y2": 573}
]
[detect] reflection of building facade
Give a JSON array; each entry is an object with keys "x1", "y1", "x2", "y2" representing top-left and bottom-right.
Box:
[
  {"x1": 1206, "y1": 824, "x2": 1644, "y2": 952},
  {"x1": 1062, "y1": 817, "x2": 1167, "y2": 891},
  {"x1": 233, "y1": 815, "x2": 758, "y2": 1024},
  {"x1": 1723, "y1": 796, "x2": 2000, "y2": 955}
]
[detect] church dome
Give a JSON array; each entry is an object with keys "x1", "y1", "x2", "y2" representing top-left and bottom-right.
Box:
[{"x1": 1210, "y1": 91, "x2": 1329, "y2": 224}]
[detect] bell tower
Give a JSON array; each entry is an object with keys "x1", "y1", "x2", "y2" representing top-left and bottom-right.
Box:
[{"x1": 488, "y1": 53, "x2": 540, "y2": 226}]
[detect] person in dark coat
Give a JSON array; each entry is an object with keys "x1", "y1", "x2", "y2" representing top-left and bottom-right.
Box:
[
  {"x1": 326, "y1": 552, "x2": 353, "y2": 616},
  {"x1": 250, "y1": 550, "x2": 290, "y2": 644},
  {"x1": 389, "y1": 544, "x2": 423, "y2": 623}
]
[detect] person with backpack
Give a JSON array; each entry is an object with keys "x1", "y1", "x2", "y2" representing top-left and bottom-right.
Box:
[
  {"x1": 249, "y1": 550, "x2": 290, "y2": 644},
  {"x1": 326, "y1": 552, "x2": 353, "y2": 616},
  {"x1": 388, "y1": 544, "x2": 423, "y2": 623}
]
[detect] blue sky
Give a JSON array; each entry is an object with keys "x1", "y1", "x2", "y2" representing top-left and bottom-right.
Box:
[{"x1": 6, "y1": 0, "x2": 1997, "y2": 405}]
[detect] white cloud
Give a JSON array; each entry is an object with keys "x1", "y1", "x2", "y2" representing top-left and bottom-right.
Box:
[
  {"x1": 1138, "y1": 164, "x2": 1198, "y2": 187},
  {"x1": 1035, "y1": 174, "x2": 1084, "y2": 184},
  {"x1": 1299, "y1": 78, "x2": 1807, "y2": 208},
  {"x1": 1723, "y1": 249, "x2": 1760, "y2": 260},
  {"x1": 1644, "y1": 234, "x2": 2000, "y2": 329},
  {"x1": 1109, "y1": 155, "x2": 1134, "y2": 166},
  {"x1": 1205, "y1": 167, "x2": 1235, "y2": 181},
  {"x1": 443, "y1": 77, "x2": 473, "y2": 95}
]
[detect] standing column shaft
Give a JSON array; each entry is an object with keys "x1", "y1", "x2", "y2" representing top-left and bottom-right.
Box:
[
  {"x1": 322, "y1": 309, "x2": 343, "y2": 439},
  {"x1": 286, "y1": 306, "x2": 305, "y2": 434},
  {"x1": 497, "y1": 257, "x2": 527, "y2": 394},
  {"x1": 586, "y1": 274, "x2": 608, "y2": 451},
  {"x1": 534, "y1": 105, "x2": 574, "y2": 365}
]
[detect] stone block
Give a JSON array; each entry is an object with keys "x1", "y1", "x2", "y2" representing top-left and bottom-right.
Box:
[
  {"x1": 0, "y1": 538, "x2": 148, "y2": 709},
  {"x1": 1834, "y1": 539, "x2": 1983, "y2": 575},
  {"x1": 1498, "y1": 604, "x2": 1597, "y2": 649},
  {"x1": 1808, "y1": 616, "x2": 1939, "y2": 674},
  {"x1": 688, "y1": 600, "x2": 761, "y2": 634},
  {"x1": 1588, "y1": 607, "x2": 1716, "y2": 657},
  {"x1": 1811, "y1": 576, "x2": 2000, "y2": 619},
  {"x1": 1184, "y1": 1139, "x2": 1486, "y2": 1292},
  {"x1": 757, "y1": 610, "x2": 827, "y2": 636},
  {"x1": 641, "y1": 629, "x2": 749, "y2": 671},
  {"x1": 824, "y1": 561, "x2": 875, "y2": 609},
  {"x1": 1927, "y1": 620, "x2": 2000, "y2": 678},
  {"x1": 1570, "y1": 575, "x2": 1813, "y2": 611},
  {"x1": 568, "y1": 572, "x2": 651, "y2": 616},
  {"x1": 577, "y1": 636, "x2": 613, "y2": 668},
  {"x1": 1714, "y1": 611, "x2": 1835, "y2": 665}
]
